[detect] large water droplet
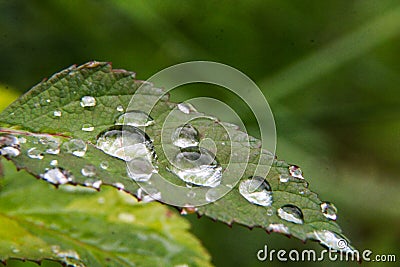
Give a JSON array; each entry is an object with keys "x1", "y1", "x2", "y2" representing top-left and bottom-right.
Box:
[
  {"x1": 127, "y1": 157, "x2": 157, "y2": 182},
  {"x1": 0, "y1": 135, "x2": 20, "y2": 157},
  {"x1": 27, "y1": 147, "x2": 44, "y2": 159},
  {"x1": 96, "y1": 125, "x2": 154, "y2": 161},
  {"x1": 277, "y1": 204, "x2": 304, "y2": 224},
  {"x1": 80, "y1": 96, "x2": 96, "y2": 107},
  {"x1": 171, "y1": 124, "x2": 200, "y2": 148},
  {"x1": 62, "y1": 139, "x2": 87, "y2": 157},
  {"x1": 289, "y1": 165, "x2": 304, "y2": 179},
  {"x1": 115, "y1": 110, "x2": 154, "y2": 127},
  {"x1": 81, "y1": 123, "x2": 94, "y2": 132},
  {"x1": 170, "y1": 147, "x2": 222, "y2": 187},
  {"x1": 81, "y1": 165, "x2": 96, "y2": 177},
  {"x1": 239, "y1": 176, "x2": 273, "y2": 206},
  {"x1": 320, "y1": 202, "x2": 337, "y2": 221},
  {"x1": 41, "y1": 167, "x2": 74, "y2": 185}
]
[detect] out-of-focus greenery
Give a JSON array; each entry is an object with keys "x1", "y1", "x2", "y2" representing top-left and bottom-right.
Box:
[{"x1": 0, "y1": 1, "x2": 399, "y2": 266}]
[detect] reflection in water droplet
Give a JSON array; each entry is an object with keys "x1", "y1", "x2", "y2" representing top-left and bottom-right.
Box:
[
  {"x1": 100, "y1": 161, "x2": 109, "y2": 170},
  {"x1": 53, "y1": 110, "x2": 62, "y2": 117},
  {"x1": 320, "y1": 202, "x2": 337, "y2": 221},
  {"x1": 27, "y1": 147, "x2": 44, "y2": 159},
  {"x1": 289, "y1": 165, "x2": 304, "y2": 179},
  {"x1": 41, "y1": 167, "x2": 74, "y2": 185},
  {"x1": 239, "y1": 176, "x2": 273, "y2": 206},
  {"x1": 277, "y1": 204, "x2": 304, "y2": 224},
  {"x1": 0, "y1": 135, "x2": 20, "y2": 157},
  {"x1": 81, "y1": 165, "x2": 96, "y2": 177},
  {"x1": 81, "y1": 124, "x2": 94, "y2": 132},
  {"x1": 267, "y1": 223, "x2": 289, "y2": 234},
  {"x1": 96, "y1": 125, "x2": 155, "y2": 161},
  {"x1": 172, "y1": 124, "x2": 200, "y2": 148},
  {"x1": 80, "y1": 96, "x2": 96, "y2": 107},
  {"x1": 62, "y1": 139, "x2": 87, "y2": 157},
  {"x1": 115, "y1": 110, "x2": 154, "y2": 127},
  {"x1": 170, "y1": 147, "x2": 222, "y2": 187},
  {"x1": 127, "y1": 157, "x2": 157, "y2": 182}
]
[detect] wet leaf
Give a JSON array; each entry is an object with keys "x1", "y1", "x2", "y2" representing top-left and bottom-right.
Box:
[
  {"x1": 0, "y1": 62, "x2": 355, "y2": 254},
  {"x1": 0, "y1": 161, "x2": 211, "y2": 266}
]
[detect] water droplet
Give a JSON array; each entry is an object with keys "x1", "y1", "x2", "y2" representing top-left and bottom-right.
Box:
[
  {"x1": 92, "y1": 180, "x2": 102, "y2": 189},
  {"x1": 62, "y1": 139, "x2": 87, "y2": 157},
  {"x1": 279, "y1": 174, "x2": 290, "y2": 183},
  {"x1": 27, "y1": 147, "x2": 44, "y2": 159},
  {"x1": 80, "y1": 96, "x2": 96, "y2": 107},
  {"x1": 46, "y1": 99, "x2": 51, "y2": 103},
  {"x1": 172, "y1": 124, "x2": 200, "y2": 148},
  {"x1": 50, "y1": 160, "x2": 58, "y2": 166},
  {"x1": 39, "y1": 135, "x2": 60, "y2": 155},
  {"x1": 41, "y1": 167, "x2": 74, "y2": 185},
  {"x1": 137, "y1": 187, "x2": 161, "y2": 202},
  {"x1": 267, "y1": 223, "x2": 289, "y2": 234},
  {"x1": 177, "y1": 103, "x2": 192, "y2": 114},
  {"x1": 115, "y1": 110, "x2": 154, "y2": 127},
  {"x1": 0, "y1": 135, "x2": 20, "y2": 157},
  {"x1": 205, "y1": 188, "x2": 222, "y2": 202},
  {"x1": 81, "y1": 123, "x2": 94, "y2": 132},
  {"x1": 81, "y1": 165, "x2": 96, "y2": 177},
  {"x1": 118, "y1": 212, "x2": 135, "y2": 223},
  {"x1": 100, "y1": 161, "x2": 109, "y2": 170},
  {"x1": 116, "y1": 105, "x2": 124, "y2": 112},
  {"x1": 277, "y1": 204, "x2": 304, "y2": 224},
  {"x1": 289, "y1": 165, "x2": 304, "y2": 179},
  {"x1": 53, "y1": 110, "x2": 62, "y2": 117},
  {"x1": 96, "y1": 125, "x2": 155, "y2": 161},
  {"x1": 239, "y1": 176, "x2": 273, "y2": 206},
  {"x1": 266, "y1": 208, "x2": 274, "y2": 216},
  {"x1": 170, "y1": 147, "x2": 222, "y2": 187},
  {"x1": 113, "y1": 182, "x2": 125, "y2": 190},
  {"x1": 311, "y1": 230, "x2": 354, "y2": 253},
  {"x1": 127, "y1": 157, "x2": 157, "y2": 182},
  {"x1": 320, "y1": 202, "x2": 337, "y2": 221}
]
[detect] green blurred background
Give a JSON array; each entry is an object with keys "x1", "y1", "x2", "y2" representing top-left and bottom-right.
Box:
[{"x1": 1, "y1": 0, "x2": 399, "y2": 266}]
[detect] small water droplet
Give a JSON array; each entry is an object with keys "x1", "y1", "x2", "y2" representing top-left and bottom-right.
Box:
[
  {"x1": 177, "y1": 103, "x2": 196, "y2": 114},
  {"x1": 27, "y1": 147, "x2": 44, "y2": 159},
  {"x1": 46, "y1": 99, "x2": 51, "y2": 103},
  {"x1": 277, "y1": 204, "x2": 304, "y2": 224},
  {"x1": 239, "y1": 176, "x2": 273, "y2": 206},
  {"x1": 279, "y1": 174, "x2": 290, "y2": 183},
  {"x1": 113, "y1": 182, "x2": 125, "y2": 190},
  {"x1": 170, "y1": 147, "x2": 222, "y2": 187},
  {"x1": 53, "y1": 110, "x2": 62, "y2": 117},
  {"x1": 100, "y1": 161, "x2": 109, "y2": 170},
  {"x1": 50, "y1": 160, "x2": 58, "y2": 166},
  {"x1": 115, "y1": 110, "x2": 154, "y2": 127},
  {"x1": 81, "y1": 165, "x2": 96, "y2": 177},
  {"x1": 127, "y1": 157, "x2": 157, "y2": 182},
  {"x1": 41, "y1": 167, "x2": 74, "y2": 185},
  {"x1": 116, "y1": 105, "x2": 124, "y2": 112},
  {"x1": 266, "y1": 208, "x2": 274, "y2": 216},
  {"x1": 80, "y1": 96, "x2": 96, "y2": 107},
  {"x1": 267, "y1": 223, "x2": 289, "y2": 234},
  {"x1": 81, "y1": 123, "x2": 94, "y2": 132},
  {"x1": 172, "y1": 124, "x2": 199, "y2": 148},
  {"x1": 96, "y1": 125, "x2": 155, "y2": 161},
  {"x1": 0, "y1": 135, "x2": 21, "y2": 157},
  {"x1": 62, "y1": 139, "x2": 87, "y2": 157},
  {"x1": 289, "y1": 165, "x2": 304, "y2": 179},
  {"x1": 320, "y1": 202, "x2": 337, "y2": 221}
]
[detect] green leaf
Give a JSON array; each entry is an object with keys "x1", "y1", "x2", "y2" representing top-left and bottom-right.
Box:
[
  {"x1": 0, "y1": 160, "x2": 212, "y2": 267},
  {"x1": 0, "y1": 62, "x2": 355, "y2": 253}
]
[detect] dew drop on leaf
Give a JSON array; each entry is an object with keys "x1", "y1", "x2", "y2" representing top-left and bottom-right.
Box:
[
  {"x1": 27, "y1": 147, "x2": 44, "y2": 159},
  {"x1": 320, "y1": 202, "x2": 338, "y2": 221},
  {"x1": 80, "y1": 96, "x2": 96, "y2": 107},
  {"x1": 113, "y1": 182, "x2": 125, "y2": 190},
  {"x1": 116, "y1": 105, "x2": 124, "y2": 112},
  {"x1": 239, "y1": 176, "x2": 273, "y2": 206},
  {"x1": 81, "y1": 165, "x2": 96, "y2": 177},
  {"x1": 81, "y1": 123, "x2": 95, "y2": 132},
  {"x1": 127, "y1": 157, "x2": 157, "y2": 182},
  {"x1": 279, "y1": 174, "x2": 290, "y2": 183},
  {"x1": 205, "y1": 187, "x2": 223, "y2": 202},
  {"x1": 41, "y1": 167, "x2": 74, "y2": 185},
  {"x1": 311, "y1": 230, "x2": 354, "y2": 253},
  {"x1": 172, "y1": 124, "x2": 200, "y2": 148},
  {"x1": 277, "y1": 204, "x2": 304, "y2": 224},
  {"x1": 96, "y1": 125, "x2": 155, "y2": 161},
  {"x1": 0, "y1": 134, "x2": 21, "y2": 157},
  {"x1": 115, "y1": 110, "x2": 154, "y2": 127},
  {"x1": 53, "y1": 110, "x2": 62, "y2": 117},
  {"x1": 39, "y1": 135, "x2": 60, "y2": 155},
  {"x1": 170, "y1": 147, "x2": 222, "y2": 187},
  {"x1": 62, "y1": 139, "x2": 87, "y2": 157},
  {"x1": 289, "y1": 165, "x2": 304, "y2": 179},
  {"x1": 267, "y1": 223, "x2": 290, "y2": 234},
  {"x1": 177, "y1": 103, "x2": 196, "y2": 114},
  {"x1": 100, "y1": 161, "x2": 109, "y2": 170},
  {"x1": 50, "y1": 159, "x2": 58, "y2": 166}
]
